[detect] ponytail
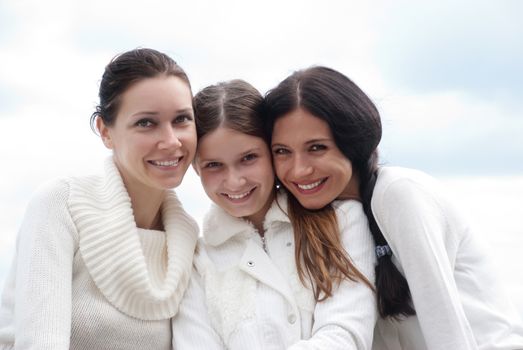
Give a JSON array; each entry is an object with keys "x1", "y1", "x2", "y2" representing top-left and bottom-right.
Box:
[{"x1": 358, "y1": 151, "x2": 415, "y2": 318}]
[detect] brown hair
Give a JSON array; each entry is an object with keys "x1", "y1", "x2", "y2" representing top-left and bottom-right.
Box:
[
  {"x1": 265, "y1": 66, "x2": 414, "y2": 316},
  {"x1": 287, "y1": 194, "x2": 374, "y2": 301},
  {"x1": 90, "y1": 48, "x2": 191, "y2": 131},
  {"x1": 193, "y1": 79, "x2": 265, "y2": 140}
]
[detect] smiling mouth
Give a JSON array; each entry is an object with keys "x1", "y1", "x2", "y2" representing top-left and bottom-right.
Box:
[
  {"x1": 295, "y1": 178, "x2": 327, "y2": 190},
  {"x1": 149, "y1": 158, "x2": 181, "y2": 167},
  {"x1": 222, "y1": 187, "x2": 256, "y2": 200}
]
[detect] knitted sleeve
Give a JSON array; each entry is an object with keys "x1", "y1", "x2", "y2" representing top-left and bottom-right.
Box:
[{"x1": 2, "y1": 179, "x2": 77, "y2": 349}]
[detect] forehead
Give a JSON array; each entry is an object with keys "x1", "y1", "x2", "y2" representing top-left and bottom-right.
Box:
[
  {"x1": 272, "y1": 108, "x2": 333, "y2": 143},
  {"x1": 118, "y1": 76, "x2": 192, "y2": 112},
  {"x1": 198, "y1": 127, "x2": 268, "y2": 158}
]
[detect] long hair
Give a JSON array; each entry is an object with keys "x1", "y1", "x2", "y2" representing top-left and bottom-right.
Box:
[
  {"x1": 287, "y1": 193, "x2": 374, "y2": 301},
  {"x1": 264, "y1": 66, "x2": 415, "y2": 317}
]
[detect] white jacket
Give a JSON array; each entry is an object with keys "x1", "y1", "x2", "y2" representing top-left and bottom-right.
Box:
[
  {"x1": 371, "y1": 167, "x2": 523, "y2": 350},
  {"x1": 173, "y1": 194, "x2": 377, "y2": 349}
]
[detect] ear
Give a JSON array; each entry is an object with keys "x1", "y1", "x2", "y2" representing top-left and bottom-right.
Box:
[{"x1": 96, "y1": 117, "x2": 113, "y2": 149}]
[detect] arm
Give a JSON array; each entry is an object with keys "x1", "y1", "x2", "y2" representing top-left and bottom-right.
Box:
[
  {"x1": 288, "y1": 200, "x2": 377, "y2": 350},
  {"x1": 172, "y1": 267, "x2": 225, "y2": 350},
  {"x1": 373, "y1": 177, "x2": 478, "y2": 349},
  {"x1": 11, "y1": 180, "x2": 76, "y2": 349}
]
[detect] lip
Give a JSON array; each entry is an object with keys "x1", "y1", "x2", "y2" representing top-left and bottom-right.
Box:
[
  {"x1": 221, "y1": 187, "x2": 257, "y2": 203},
  {"x1": 147, "y1": 156, "x2": 183, "y2": 169},
  {"x1": 292, "y1": 177, "x2": 327, "y2": 195}
]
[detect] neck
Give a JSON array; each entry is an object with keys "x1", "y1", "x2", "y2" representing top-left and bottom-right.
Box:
[
  {"x1": 338, "y1": 173, "x2": 361, "y2": 201},
  {"x1": 246, "y1": 192, "x2": 275, "y2": 237},
  {"x1": 130, "y1": 188, "x2": 165, "y2": 230},
  {"x1": 113, "y1": 158, "x2": 166, "y2": 230}
]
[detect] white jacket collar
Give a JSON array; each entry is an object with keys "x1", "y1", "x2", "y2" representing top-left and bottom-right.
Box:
[
  {"x1": 68, "y1": 157, "x2": 199, "y2": 320},
  {"x1": 203, "y1": 192, "x2": 290, "y2": 247}
]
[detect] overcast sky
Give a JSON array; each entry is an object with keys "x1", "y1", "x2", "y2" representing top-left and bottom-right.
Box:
[{"x1": 1, "y1": 0, "x2": 522, "y2": 311}]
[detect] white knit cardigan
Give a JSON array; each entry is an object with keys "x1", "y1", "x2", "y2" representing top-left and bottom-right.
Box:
[{"x1": 0, "y1": 158, "x2": 199, "y2": 349}]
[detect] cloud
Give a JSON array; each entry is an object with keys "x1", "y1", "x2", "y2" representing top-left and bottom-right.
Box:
[
  {"x1": 376, "y1": 91, "x2": 523, "y2": 175},
  {"x1": 374, "y1": 1, "x2": 523, "y2": 101}
]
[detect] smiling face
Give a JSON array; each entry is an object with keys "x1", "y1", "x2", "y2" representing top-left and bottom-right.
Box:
[
  {"x1": 271, "y1": 108, "x2": 359, "y2": 210},
  {"x1": 195, "y1": 127, "x2": 275, "y2": 226},
  {"x1": 98, "y1": 75, "x2": 196, "y2": 196}
]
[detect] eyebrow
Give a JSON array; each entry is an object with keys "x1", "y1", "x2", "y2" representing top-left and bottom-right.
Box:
[
  {"x1": 271, "y1": 138, "x2": 332, "y2": 147},
  {"x1": 131, "y1": 108, "x2": 193, "y2": 118},
  {"x1": 198, "y1": 147, "x2": 262, "y2": 163},
  {"x1": 305, "y1": 138, "x2": 332, "y2": 144},
  {"x1": 239, "y1": 147, "x2": 261, "y2": 156}
]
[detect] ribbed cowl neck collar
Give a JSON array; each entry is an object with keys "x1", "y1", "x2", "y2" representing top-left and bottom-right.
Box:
[{"x1": 68, "y1": 157, "x2": 199, "y2": 320}]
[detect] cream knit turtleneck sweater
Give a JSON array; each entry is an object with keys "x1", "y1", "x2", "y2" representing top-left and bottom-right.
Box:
[{"x1": 0, "y1": 158, "x2": 199, "y2": 350}]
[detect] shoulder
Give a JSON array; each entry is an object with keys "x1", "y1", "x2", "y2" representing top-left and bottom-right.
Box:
[
  {"x1": 372, "y1": 166, "x2": 444, "y2": 214},
  {"x1": 374, "y1": 166, "x2": 440, "y2": 195},
  {"x1": 19, "y1": 177, "x2": 81, "y2": 242},
  {"x1": 27, "y1": 177, "x2": 72, "y2": 212},
  {"x1": 332, "y1": 200, "x2": 372, "y2": 244}
]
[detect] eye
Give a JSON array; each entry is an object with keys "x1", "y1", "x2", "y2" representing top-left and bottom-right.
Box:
[
  {"x1": 272, "y1": 147, "x2": 290, "y2": 156},
  {"x1": 173, "y1": 114, "x2": 193, "y2": 124},
  {"x1": 135, "y1": 119, "x2": 154, "y2": 128},
  {"x1": 203, "y1": 161, "x2": 222, "y2": 169},
  {"x1": 242, "y1": 153, "x2": 258, "y2": 162},
  {"x1": 309, "y1": 144, "x2": 327, "y2": 152}
]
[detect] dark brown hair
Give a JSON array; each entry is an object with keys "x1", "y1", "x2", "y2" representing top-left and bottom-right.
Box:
[
  {"x1": 264, "y1": 66, "x2": 415, "y2": 317},
  {"x1": 90, "y1": 48, "x2": 191, "y2": 130}
]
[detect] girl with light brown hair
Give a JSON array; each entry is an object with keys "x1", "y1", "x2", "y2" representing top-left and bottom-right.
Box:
[{"x1": 172, "y1": 79, "x2": 377, "y2": 349}]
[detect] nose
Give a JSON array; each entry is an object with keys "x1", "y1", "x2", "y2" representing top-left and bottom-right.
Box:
[
  {"x1": 158, "y1": 125, "x2": 182, "y2": 150},
  {"x1": 291, "y1": 154, "x2": 313, "y2": 178},
  {"x1": 224, "y1": 168, "x2": 247, "y2": 190}
]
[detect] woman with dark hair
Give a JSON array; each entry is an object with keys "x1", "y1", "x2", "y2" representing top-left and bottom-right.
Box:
[
  {"x1": 0, "y1": 48, "x2": 199, "y2": 349},
  {"x1": 264, "y1": 66, "x2": 523, "y2": 350},
  {"x1": 172, "y1": 79, "x2": 377, "y2": 349}
]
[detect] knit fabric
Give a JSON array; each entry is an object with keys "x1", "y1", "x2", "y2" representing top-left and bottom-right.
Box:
[{"x1": 0, "y1": 158, "x2": 199, "y2": 350}]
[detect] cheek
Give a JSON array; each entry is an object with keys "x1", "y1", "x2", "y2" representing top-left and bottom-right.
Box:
[
  {"x1": 180, "y1": 129, "x2": 197, "y2": 149},
  {"x1": 253, "y1": 159, "x2": 275, "y2": 182},
  {"x1": 341, "y1": 159, "x2": 353, "y2": 178},
  {"x1": 272, "y1": 159, "x2": 287, "y2": 179},
  {"x1": 199, "y1": 172, "x2": 222, "y2": 196}
]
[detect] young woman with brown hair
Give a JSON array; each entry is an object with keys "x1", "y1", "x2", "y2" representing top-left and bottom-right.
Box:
[
  {"x1": 0, "y1": 48, "x2": 199, "y2": 349},
  {"x1": 172, "y1": 79, "x2": 377, "y2": 349},
  {"x1": 263, "y1": 66, "x2": 523, "y2": 350}
]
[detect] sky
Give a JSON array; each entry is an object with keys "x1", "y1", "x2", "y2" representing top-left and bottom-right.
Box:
[{"x1": 0, "y1": 0, "x2": 522, "y2": 315}]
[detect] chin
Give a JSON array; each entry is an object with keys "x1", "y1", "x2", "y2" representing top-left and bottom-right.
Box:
[
  {"x1": 296, "y1": 197, "x2": 329, "y2": 211},
  {"x1": 225, "y1": 208, "x2": 251, "y2": 219}
]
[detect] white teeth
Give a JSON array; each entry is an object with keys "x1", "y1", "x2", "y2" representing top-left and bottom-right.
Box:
[
  {"x1": 297, "y1": 179, "x2": 323, "y2": 190},
  {"x1": 226, "y1": 189, "x2": 252, "y2": 199},
  {"x1": 152, "y1": 159, "x2": 179, "y2": 167}
]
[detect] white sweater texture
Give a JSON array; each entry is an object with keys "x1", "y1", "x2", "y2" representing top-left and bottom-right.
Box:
[
  {"x1": 370, "y1": 167, "x2": 523, "y2": 350},
  {"x1": 172, "y1": 194, "x2": 378, "y2": 349},
  {"x1": 0, "y1": 158, "x2": 199, "y2": 350}
]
